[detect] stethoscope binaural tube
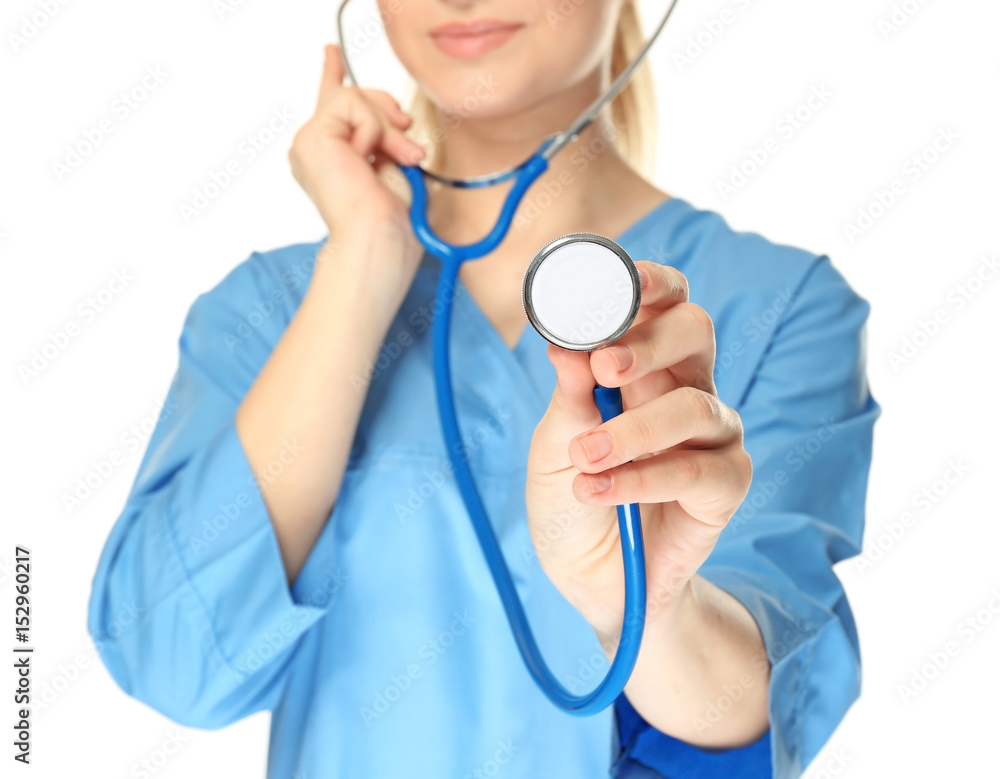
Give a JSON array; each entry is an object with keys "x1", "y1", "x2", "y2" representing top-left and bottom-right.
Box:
[
  {"x1": 431, "y1": 234, "x2": 647, "y2": 715},
  {"x1": 396, "y1": 138, "x2": 555, "y2": 265}
]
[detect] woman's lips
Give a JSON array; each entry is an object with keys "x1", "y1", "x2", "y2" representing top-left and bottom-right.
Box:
[{"x1": 429, "y1": 21, "x2": 523, "y2": 59}]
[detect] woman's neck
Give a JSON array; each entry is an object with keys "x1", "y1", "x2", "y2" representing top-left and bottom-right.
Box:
[
  {"x1": 426, "y1": 127, "x2": 662, "y2": 249},
  {"x1": 424, "y1": 114, "x2": 670, "y2": 351},
  {"x1": 422, "y1": 68, "x2": 666, "y2": 256}
]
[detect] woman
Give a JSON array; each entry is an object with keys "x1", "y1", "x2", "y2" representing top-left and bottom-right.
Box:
[{"x1": 87, "y1": 2, "x2": 880, "y2": 777}]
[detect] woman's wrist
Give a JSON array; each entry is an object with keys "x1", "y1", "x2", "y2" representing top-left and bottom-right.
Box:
[
  {"x1": 617, "y1": 575, "x2": 771, "y2": 747},
  {"x1": 585, "y1": 576, "x2": 696, "y2": 658},
  {"x1": 308, "y1": 226, "x2": 418, "y2": 321}
]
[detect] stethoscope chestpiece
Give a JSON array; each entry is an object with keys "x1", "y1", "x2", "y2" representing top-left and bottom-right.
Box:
[{"x1": 521, "y1": 232, "x2": 642, "y2": 352}]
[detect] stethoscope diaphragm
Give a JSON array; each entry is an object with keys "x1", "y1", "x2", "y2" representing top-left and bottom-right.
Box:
[{"x1": 521, "y1": 233, "x2": 641, "y2": 352}]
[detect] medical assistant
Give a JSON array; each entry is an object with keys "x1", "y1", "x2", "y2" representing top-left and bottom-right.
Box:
[{"x1": 87, "y1": 195, "x2": 880, "y2": 778}]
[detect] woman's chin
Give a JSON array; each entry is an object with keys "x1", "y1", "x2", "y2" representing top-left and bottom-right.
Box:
[{"x1": 422, "y1": 87, "x2": 526, "y2": 123}]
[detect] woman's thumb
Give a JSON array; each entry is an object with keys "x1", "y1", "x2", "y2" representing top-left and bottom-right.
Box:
[
  {"x1": 317, "y1": 43, "x2": 345, "y2": 103},
  {"x1": 528, "y1": 345, "x2": 602, "y2": 473},
  {"x1": 547, "y1": 344, "x2": 602, "y2": 427}
]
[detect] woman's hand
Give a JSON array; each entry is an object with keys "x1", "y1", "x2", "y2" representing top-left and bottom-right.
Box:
[
  {"x1": 525, "y1": 261, "x2": 754, "y2": 645},
  {"x1": 288, "y1": 43, "x2": 427, "y2": 290}
]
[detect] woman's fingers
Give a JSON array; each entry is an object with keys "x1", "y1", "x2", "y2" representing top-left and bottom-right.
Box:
[
  {"x1": 314, "y1": 44, "x2": 425, "y2": 165},
  {"x1": 354, "y1": 90, "x2": 424, "y2": 163},
  {"x1": 567, "y1": 385, "x2": 742, "y2": 474},
  {"x1": 590, "y1": 300, "x2": 717, "y2": 393},
  {"x1": 321, "y1": 43, "x2": 414, "y2": 132},
  {"x1": 317, "y1": 44, "x2": 346, "y2": 109},
  {"x1": 320, "y1": 84, "x2": 424, "y2": 165},
  {"x1": 571, "y1": 443, "x2": 753, "y2": 526},
  {"x1": 589, "y1": 261, "x2": 714, "y2": 398},
  {"x1": 634, "y1": 260, "x2": 690, "y2": 310},
  {"x1": 362, "y1": 88, "x2": 414, "y2": 131}
]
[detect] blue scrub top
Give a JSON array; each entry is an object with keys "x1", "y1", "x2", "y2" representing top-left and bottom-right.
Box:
[{"x1": 88, "y1": 195, "x2": 880, "y2": 778}]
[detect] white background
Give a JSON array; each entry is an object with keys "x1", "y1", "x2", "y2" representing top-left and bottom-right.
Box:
[{"x1": 2, "y1": 0, "x2": 998, "y2": 776}]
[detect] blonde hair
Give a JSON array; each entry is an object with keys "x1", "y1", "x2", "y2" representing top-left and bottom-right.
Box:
[{"x1": 401, "y1": 3, "x2": 657, "y2": 180}]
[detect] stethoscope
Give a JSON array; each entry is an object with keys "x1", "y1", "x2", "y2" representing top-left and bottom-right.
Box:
[{"x1": 336, "y1": 0, "x2": 680, "y2": 715}]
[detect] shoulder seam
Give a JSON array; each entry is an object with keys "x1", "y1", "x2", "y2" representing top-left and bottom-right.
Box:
[{"x1": 731, "y1": 253, "x2": 828, "y2": 409}]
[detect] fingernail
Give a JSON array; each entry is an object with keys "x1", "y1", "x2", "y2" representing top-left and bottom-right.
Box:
[
  {"x1": 589, "y1": 472, "x2": 613, "y2": 495},
  {"x1": 606, "y1": 345, "x2": 633, "y2": 372},
  {"x1": 638, "y1": 267, "x2": 650, "y2": 289},
  {"x1": 579, "y1": 431, "x2": 613, "y2": 463}
]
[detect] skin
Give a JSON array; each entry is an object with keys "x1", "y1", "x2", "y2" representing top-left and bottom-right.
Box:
[
  {"x1": 254, "y1": 0, "x2": 771, "y2": 750},
  {"x1": 381, "y1": 0, "x2": 771, "y2": 748}
]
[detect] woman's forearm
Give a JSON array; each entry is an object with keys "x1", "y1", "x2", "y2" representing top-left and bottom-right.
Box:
[
  {"x1": 235, "y1": 231, "x2": 410, "y2": 585},
  {"x1": 606, "y1": 574, "x2": 772, "y2": 748}
]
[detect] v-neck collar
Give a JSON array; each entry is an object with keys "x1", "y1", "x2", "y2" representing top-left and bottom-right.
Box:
[
  {"x1": 421, "y1": 195, "x2": 690, "y2": 413},
  {"x1": 447, "y1": 195, "x2": 685, "y2": 351}
]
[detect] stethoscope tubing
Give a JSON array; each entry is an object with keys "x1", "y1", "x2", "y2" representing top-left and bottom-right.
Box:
[{"x1": 417, "y1": 155, "x2": 648, "y2": 715}]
